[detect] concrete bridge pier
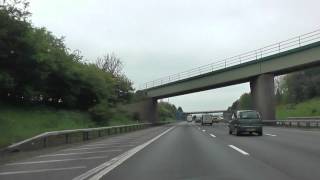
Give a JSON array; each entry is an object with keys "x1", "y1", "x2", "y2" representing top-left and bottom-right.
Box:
[
  {"x1": 250, "y1": 74, "x2": 275, "y2": 120},
  {"x1": 136, "y1": 98, "x2": 158, "y2": 123}
]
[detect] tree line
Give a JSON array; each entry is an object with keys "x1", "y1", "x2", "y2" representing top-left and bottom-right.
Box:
[
  {"x1": 158, "y1": 101, "x2": 184, "y2": 121},
  {"x1": 0, "y1": 0, "x2": 133, "y2": 124}
]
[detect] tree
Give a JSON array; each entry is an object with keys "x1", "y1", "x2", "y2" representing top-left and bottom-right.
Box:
[
  {"x1": 238, "y1": 93, "x2": 252, "y2": 109},
  {"x1": 176, "y1": 106, "x2": 184, "y2": 120},
  {"x1": 0, "y1": 0, "x2": 31, "y2": 21},
  {"x1": 158, "y1": 102, "x2": 177, "y2": 121},
  {"x1": 96, "y1": 53, "x2": 123, "y2": 77},
  {"x1": 95, "y1": 53, "x2": 134, "y2": 103}
]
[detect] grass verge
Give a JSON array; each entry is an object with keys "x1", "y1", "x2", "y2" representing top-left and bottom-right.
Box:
[{"x1": 276, "y1": 97, "x2": 320, "y2": 119}]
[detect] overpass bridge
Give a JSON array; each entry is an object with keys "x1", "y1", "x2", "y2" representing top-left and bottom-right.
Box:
[
  {"x1": 134, "y1": 30, "x2": 320, "y2": 122},
  {"x1": 183, "y1": 110, "x2": 228, "y2": 115}
]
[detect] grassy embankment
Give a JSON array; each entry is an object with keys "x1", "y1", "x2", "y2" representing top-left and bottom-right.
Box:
[
  {"x1": 0, "y1": 104, "x2": 135, "y2": 148},
  {"x1": 276, "y1": 97, "x2": 320, "y2": 119}
]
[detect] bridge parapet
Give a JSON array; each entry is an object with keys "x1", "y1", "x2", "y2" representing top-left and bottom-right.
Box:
[{"x1": 140, "y1": 29, "x2": 320, "y2": 90}]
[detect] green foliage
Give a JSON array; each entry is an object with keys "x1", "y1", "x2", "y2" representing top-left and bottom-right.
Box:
[
  {"x1": 238, "y1": 93, "x2": 252, "y2": 110},
  {"x1": 0, "y1": 1, "x2": 135, "y2": 125},
  {"x1": 0, "y1": 103, "x2": 95, "y2": 148},
  {"x1": 158, "y1": 102, "x2": 177, "y2": 121},
  {"x1": 278, "y1": 67, "x2": 320, "y2": 104},
  {"x1": 88, "y1": 100, "x2": 114, "y2": 125},
  {"x1": 276, "y1": 98, "x2": 320, "y2": 119}
]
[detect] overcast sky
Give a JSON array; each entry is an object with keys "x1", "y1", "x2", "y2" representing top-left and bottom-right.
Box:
[{"x1": 29, "y1": 0, "x2": 320, "y2": 111}]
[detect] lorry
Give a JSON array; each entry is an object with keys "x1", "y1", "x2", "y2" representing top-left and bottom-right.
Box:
[
  {"x1": 187, "y1": 115, "x2": 193, "y2": 122},
  {"x1": 201, "y1": 114, "x2": 213, "y2": 126}
]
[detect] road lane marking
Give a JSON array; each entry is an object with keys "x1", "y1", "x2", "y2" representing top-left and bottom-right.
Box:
[
  {"x1": 81, "y1": 143, "x2": 136, "y2": 148},
  {"x1": 62, "y1": 145, "x2": 135, "y2": 151},
  {"x1": 202, "y1": 129, "x2": 206, "y2": 132},
  {"x1": 0, "y1": 166, "x2": 86, "y2": 176},
  {"x1": 72, "y1": 126, "x2": 175, "y2": 180},
  {"x1": 265, "y1": 133, "x2": 277, "y2": 137},
  {"x1": 39, "y1": 150, "x2": 122, "y2": 158},
  {"x1": 209, "y1": 134, "x2": 216, "y2": 138},
  {"x1": 228, "y1": 145, "x2": 249, "y2": 156},
  {"x1": 6, "y1": 156, "x2": 108, "y2": 166},
  {"x1": 82, "y1": 142, "x2": 130, "y2": 147}
]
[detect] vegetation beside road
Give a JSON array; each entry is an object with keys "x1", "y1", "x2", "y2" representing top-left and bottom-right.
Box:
[
  {"x1": 158, "y1": 101, "x2": 183, "y2": 122},
  {"x1": 276, "y1": 98, "x2": 320, "y2": 119},
  {"x1": 0, "y1": 103, "x2": 138, "y2": 148},
  {"x1": 229, "y1": 66, "x2": 320, "y2": 119},
  {"x1": 0, "y1": 1, "x2": 138, "y2": 148},
  {"x1": 0, "y1": 104, "x2": 92, "y2": 148}
]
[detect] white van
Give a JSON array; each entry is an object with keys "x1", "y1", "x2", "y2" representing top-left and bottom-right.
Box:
[
  {"x1": 187, "y1": 115, "x2": 193, "y2": 122},
  {"x1": 201, "y1": 114, "x2": 213, "y2": 126}
]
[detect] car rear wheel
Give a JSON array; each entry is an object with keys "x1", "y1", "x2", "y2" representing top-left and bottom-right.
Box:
[
  {"x1": 228, "y1": 129, "x2": 232, "y2": 134},
  {"x1": 257, "y1": 130, "x2": 263, "y2": 136},
  {"x1": 235, "y1": 128, "x2": 241, "y2": 136}
]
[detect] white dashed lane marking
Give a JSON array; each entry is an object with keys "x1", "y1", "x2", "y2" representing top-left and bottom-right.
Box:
[
  {"x1": 209, "y1": 134, "x2": 216, "y2": 138},
  {"x1": 265, "y1": 133, "x2": 277, "y2": 137},
  {"x1": 228, "y1": 145, "x2": 249, "y2": 156}
]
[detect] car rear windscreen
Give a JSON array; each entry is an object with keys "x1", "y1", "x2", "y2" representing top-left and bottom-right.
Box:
[{"x1": 240, "y1": 111, "x2": 260, "y2": 119}]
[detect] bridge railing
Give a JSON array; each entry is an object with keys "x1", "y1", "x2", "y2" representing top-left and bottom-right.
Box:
[{"x1": 140, "y1": 29, "x2": 320, "y2": 90}]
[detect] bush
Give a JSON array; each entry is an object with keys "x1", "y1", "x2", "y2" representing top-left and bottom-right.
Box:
[{"x1": 88, "y1": 100, "x2": 114, "y2": 125}]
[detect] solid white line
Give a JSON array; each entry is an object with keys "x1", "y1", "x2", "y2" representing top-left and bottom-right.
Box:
[
  {"x1": 72, "y1": 126, "x2": 175, "y2": 180},
  {"x1": 265, "y1": 133, "x2": 277, "y2": 137},
  {"x1": 63, "y1": 145, "x2": 135, "y2": 151},
  {"x1": 228, "y1": 145, "x2": 249, "y2": 156},
  {"x1": 0, "y1": 166, "x2": 86, "y2": 176},
  {"x1": 6, "y1": 156, "x2": 108, "y2": 166},
  {"x1": 39, "y1": 150, "x2": 122, "y2": 158},
  {"x1": 209, "y1": 134, "x2": 216, "y2": 138},
  {"x1": 202, "y1": 129, "x2": 206, "y2": 132},
  {"x1": 82, "y1": 143, "x2": 127, "y2": 147}
]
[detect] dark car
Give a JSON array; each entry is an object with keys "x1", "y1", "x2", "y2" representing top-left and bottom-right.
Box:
[{"x1": 228, "y1": 110, "x2": 263, "y2": 136}]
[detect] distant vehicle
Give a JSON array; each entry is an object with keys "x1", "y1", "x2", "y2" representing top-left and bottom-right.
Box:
[
  {"x1": 212, "y1": 115, "x2": 219, "y2": 123},
  {"x1": 228, "y1": 110, "x2": 263, "y2": 136},
  {"x1": 201, "y1": 114, "x2": 213, "y2": 126},
  {"x1": 187, "y1": 115, "x2": 193, "y2": 122},
  {"x1": 194, "y1": 115, "x2": 202, "y2": 123},
  {"x1": 217, "y1": 115, "x2": 224, "y2": 121}
]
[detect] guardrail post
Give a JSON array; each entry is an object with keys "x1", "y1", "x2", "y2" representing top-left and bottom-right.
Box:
[
  {"x1": 306, "y1": 121, "x2": 311, "y2": 128},
  {"x1": 43, "y1": 137, "x2": 47, "y2": 148},
  {"x1": 65, "y1": 134, "x2": 69, "y2": 144},
  {"x1": 83, "y1": 132, "x2": 88, "y2": 141}
]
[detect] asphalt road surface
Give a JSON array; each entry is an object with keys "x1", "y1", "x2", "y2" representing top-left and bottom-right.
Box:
[{"x1": 1, "y1": 122, "x2": 320, "y2": 180}]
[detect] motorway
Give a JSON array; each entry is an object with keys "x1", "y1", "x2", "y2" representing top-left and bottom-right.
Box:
[{"x1": 1, "y1": 122, "x2": 320, "y2": 180}]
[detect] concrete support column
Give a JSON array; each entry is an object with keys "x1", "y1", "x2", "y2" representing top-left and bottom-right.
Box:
[
  {"x1": 250, "y1": 74, "x2": 275, "y2": 120},
  {"x1": 138, "y1": 98, "x2": 158, "y2": 123},
  {"x1": 119, "y1": 96, "x2": 158, "y2": 123}
]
